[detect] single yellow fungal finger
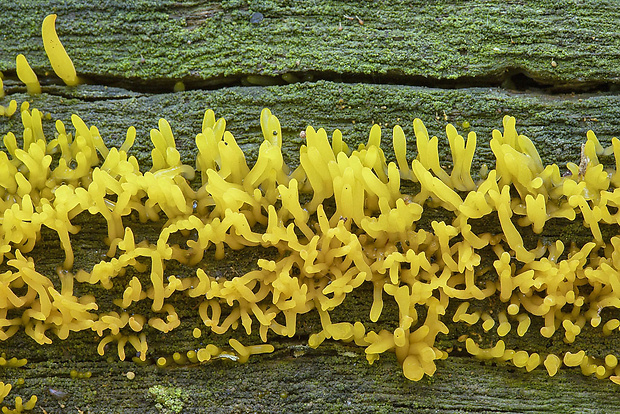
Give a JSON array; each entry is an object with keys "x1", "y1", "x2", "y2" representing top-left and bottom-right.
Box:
[
  {"x1": 525, "y1": 353, "x2": 540, "y2": 372},
  {"x1": 512, "y1": 350, "x2": 529, "y2": 368},
  {"x1": 564, "y1": 350, "x2": 586, "y2": 367},
  {"x1": 0, "y1": 382, "x2": 12, "y2": 403},
  {"x1": 23, "y1": 395, "x2": 38, "y2": 410},
  {"x1": 247, "y1": 344, "x2": 275, "y2": 355},
  {"x1": 186, "y1": 350, "x2": 198, "y2": 363},
  {"x1": 42, "y1": 14, "x2": 79, "y2": 86},
  {"x1": 120, "y1": 126, "x2": 136, "y2": 153},
  {"x1": 156, "y1": 357, "x2": 168, "y2": 367},
  {"x1": 16, "y1": 54, "x2": 41, "y2": 94},
  {"x1": 543, "y1": 354, "x2": 562, "y2": 376}
]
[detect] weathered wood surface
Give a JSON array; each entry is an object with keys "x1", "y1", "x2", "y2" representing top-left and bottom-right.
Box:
[
  {"x1": 2, "y1": 2, "x2": 620, "y2": 413},
  {"x1": 2, "y1": 1, "x2": 620, "y2": 88}
]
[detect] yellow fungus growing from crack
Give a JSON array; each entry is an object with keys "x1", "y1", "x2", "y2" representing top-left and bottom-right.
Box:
[
  {"x1": 562, "y1": 319, "x2": 581, "y2": 343},
  {"x1": 186, "y1": 350, "x2": 198, "y2": 363},
  {"x1": 603, "y1": 318, "x2": 620, "y2": 335},
  {"x1": 465, "y1": 338, "x2": 505, "y2": 360},
  {"x1": 481, "y1": 313, "x2": 495, "y2": 332},
  {"x1": 156, "y1": 357, "x2": 168, "y2": 367},
  {"x1": 5, "y1": 23, "x2": 620, "y2": 382},
  {"x1": 564, "y1": 350, "x2": 586, "y2": 367},
  {"x1": 452, "y1": 302, "x2": 480, "y2": 325},
  {"x1": 525, "y1": 353, "x2": 541, "y2": 372},
  {"x1": 392, "y1": 125, "x2": 412, "y2": 180},
  {"x1": 0, "y1": 100, "x2": 17, "y2": 117},
  {"x1": 496, "y1": 311, "x2": 511, "y2": 337},
  {"x1": 446, "y1": 123, "x2": 476, "y2": 191},
  {"x1": 15, "y1": 55, "x2": 41, "y2": 95},
  {"x1": 0, "y1": 390, "x2": 37, "y2": 413},
  {"x1": 0, "y1": 383, "x2": 11, "y2": 405},
  {"x1": 544, "y1": 354, "x2": 562, "y2": 376},
  {"x1": 42, "y1": 14, "x2": 79, "y2": 86},
  {"x1": 15, "y1": 395, "x2": 37, "y2": 412},
  {"x1": 195, "y1": 344, "x2": 221, "y2": 362},
  {"x1": 0, "y1": 354, "x2": 27, "y2": 368},
  {"x1": 512, "y1": 350, "x2": 529, "y2": 368},
  {"x1": 516, "y1": 314, "x2": 531, "y2": 337}
]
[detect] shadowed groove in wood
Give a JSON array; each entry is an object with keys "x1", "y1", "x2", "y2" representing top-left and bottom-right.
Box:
[
  {"x1": 3, "y1": 1, "x2": 620, "y2": 88},
  {"x1": 1, "y1": 68, "x2": 617, "y2": 96}
]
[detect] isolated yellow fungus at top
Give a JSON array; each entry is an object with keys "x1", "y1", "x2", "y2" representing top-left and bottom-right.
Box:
[
  {"x1": 15, "y1": 54, "x2": 41, "y2": 94},
  {"x1": 42, "y1": 14, "x2": 79, "y2": 86}
]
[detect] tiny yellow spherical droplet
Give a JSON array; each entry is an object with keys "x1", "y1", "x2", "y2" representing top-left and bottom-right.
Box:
[
  {"x1": 192, "y1": 328, "x2": 202, "y2": 338},
  {"x1": 173, "y1": 81, "x2": 185, "y2": 92}
]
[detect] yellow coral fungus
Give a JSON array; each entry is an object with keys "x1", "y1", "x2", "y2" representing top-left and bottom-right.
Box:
[
  {"x1": 42, "y1": 14, "x2": 79, "y2": 86},
  {"x1": 0, "y1": 96, "x2": 617, "y2": 384},
  {"x1": 15, "y1": 55, "x2": 41, "y2": 95},
  {"x1": 5, "y1": 17, "x2": 620, "y2": 386}
]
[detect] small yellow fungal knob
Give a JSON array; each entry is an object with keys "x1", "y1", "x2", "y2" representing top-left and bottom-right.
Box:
[
  {"x1": 16, "y1": 54, "x2": 41, "y2": 95},
  {"x1": 563, "y1": 350, "x2": 586, "y2": 367},
  {"x1": 173, "y1": 81, "x2": 185, "y2": 92},
  {"x1": 156, "y1": 356, "x2": 168, "y2": 367},
  {"x1": 0, "y1": 382, "x2": 12, "y2": 403},
  {"x1": 186, "y1": 350, "x2": 198, "y2": 363},
  {"x1": 605, "y1": 354, "x2": 618, "y2": 369},
  {"x1": 42, "y1": 14, "x2": 79, "y2": 86}
]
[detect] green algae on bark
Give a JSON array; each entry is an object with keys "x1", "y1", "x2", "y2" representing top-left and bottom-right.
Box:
[{"x1": 1, "y1": 1, "x2": 620, "y2": 86}]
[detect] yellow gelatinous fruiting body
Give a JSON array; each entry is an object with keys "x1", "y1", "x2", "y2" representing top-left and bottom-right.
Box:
[
  {"x1": 0, "y1": 100, "x2": 620, "y2": 384},
  {"x1": 15, "y1": 54, "x2": 41, "y2": 95},
  {"x1": 42, "y1": 14, "x2": 79, "y2": 86},
  {"x1": 4, "y1": 13, "x2": 620, "y2": 387}
]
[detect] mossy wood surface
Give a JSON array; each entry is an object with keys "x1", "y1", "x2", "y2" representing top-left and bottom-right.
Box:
[
  {"x1": 2, "y1": 2, "x2": 620, "y2": 414},
  {"x1": 2, "y1": 1, "x2": 620, "y2": 89}
]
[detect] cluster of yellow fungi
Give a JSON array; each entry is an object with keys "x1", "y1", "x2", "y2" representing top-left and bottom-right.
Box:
[
  {"x1": 1, "y1": 374, "x2": 36, "y2": 414},
  {"x1": 2, "y1": 13, "x2": 620, "y2": 391}
]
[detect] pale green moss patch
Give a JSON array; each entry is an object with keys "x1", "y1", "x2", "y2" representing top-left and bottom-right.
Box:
[{"x1": 148, "y1": 385, "x2": 189, "y2": 414}]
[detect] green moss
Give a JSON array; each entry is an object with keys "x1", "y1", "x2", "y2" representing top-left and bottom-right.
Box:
[{"x1": 148, "y1": 385, "x2": 189, "y2": 414}]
